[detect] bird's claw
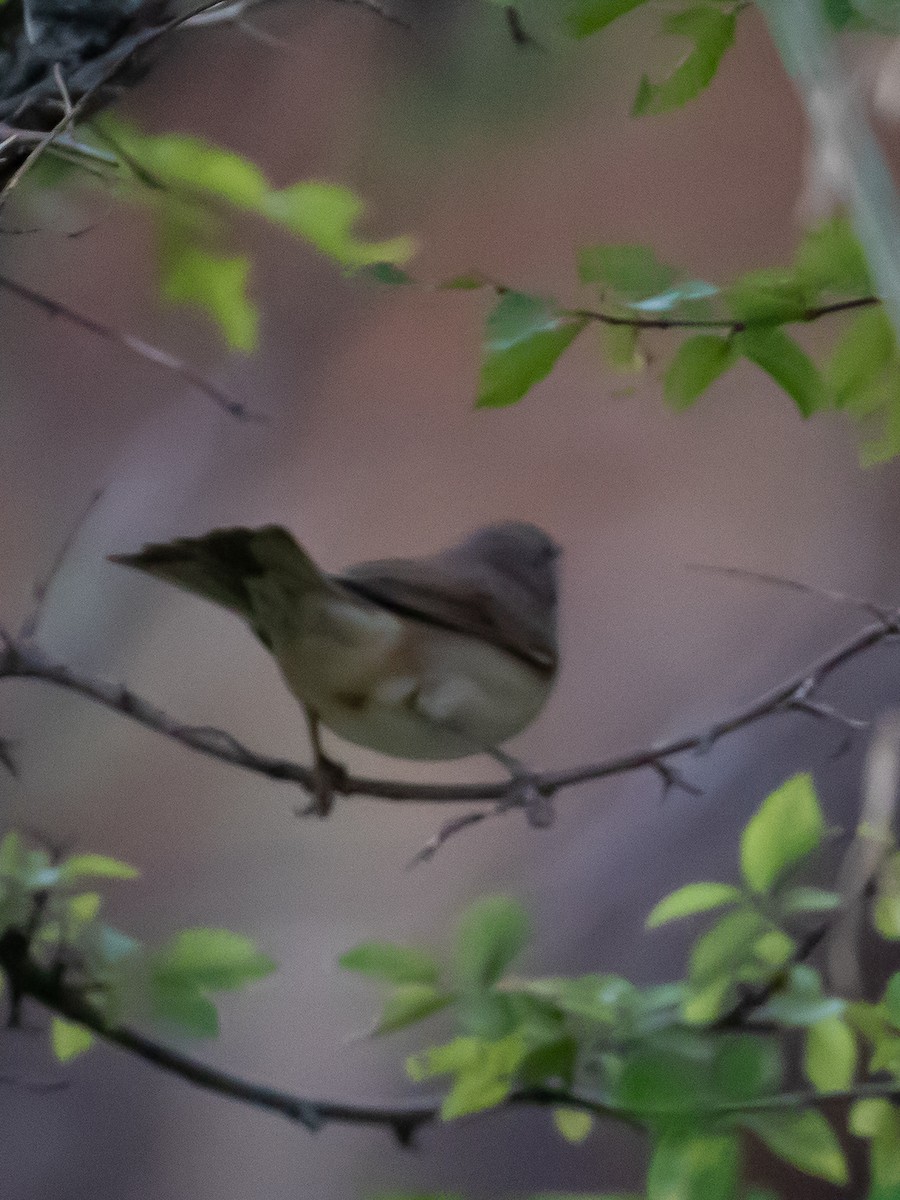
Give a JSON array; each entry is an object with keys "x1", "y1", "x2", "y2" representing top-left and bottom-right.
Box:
[{"x1": 296, "y1": 754, "x2": 349, "y2": 819}]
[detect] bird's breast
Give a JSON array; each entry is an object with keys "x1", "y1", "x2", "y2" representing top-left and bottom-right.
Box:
[{"x1": 273, "y1": 592, "x2": 553, "y2": 760}]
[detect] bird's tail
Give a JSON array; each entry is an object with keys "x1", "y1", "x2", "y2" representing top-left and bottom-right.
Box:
[{"x1": 109, "y1": 526, "x2": 327, "y2": 623}]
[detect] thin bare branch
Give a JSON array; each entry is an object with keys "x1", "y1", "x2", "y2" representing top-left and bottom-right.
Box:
[
  {"x1": 0, "y1": 274, "x2": 263, "y2": 422},
  {"x1": 0, "y1": 615, "x2": 895, "y2": 822},
  {"x1": 19, "y1": 488, "x2": 104, "y2": 643},
  {"x1": 687, "y1": 563, "x2": 896, "y2": 623}
]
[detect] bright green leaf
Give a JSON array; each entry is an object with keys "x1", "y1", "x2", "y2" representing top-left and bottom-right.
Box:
[
  {"x1": 633, "y1": 8, "x2": 737, "y2": 118},
  {"x1": 339, "y1": 941, "x2": 439, "y2": 985},
  {"x1": 150, "y1": 982, "x2": 220, "y2": 1037},
  {"x1": 454, "y1": 895, "x2": 530, "y2": 988},
  {"x1": 727, "y1": 268, "x2": 809, "y2": 325},
  {"x1": 874, "y1": 851, "x2": 900, "y2": 939},
  {"x1": 740, "y1": 1110, "x2": 848, "y2": 1184},
  {"x1": 68, "y1": 892, "x2": 102, "y2": 925},
  {"x1": 478, "y1": 293, "x2": 587, "y2": 408},
  {"x1": 553, "y1": 1107, "x2": 594, "y2": 1143},
  {"x1": 664, "y1": 335, "x2": 737, "y2": 409},
  {"x1": 796, "y1": 216, "x2": 872, "y2": 298},
  {"x1": 59, "y1": 854, "x2": 139, "y2": 882},
  {"x1": 601, "y1": 323, "x2": 645, "y2": 373},
  {"x1": 51, "y1": 1017, "x2": 94, "y2": 1063},
  {"x1": 689, "y1": 908, "x2": 767, "y2": 988},
  {"x1": 374, "y1": 984, "x2": 453, "y2": 1035},
  {"x1": 578, "y1": 244, "x2": 678, "y2": 300},
  {"x1": 629, "y1": 280, "x2": 718, "y2": 314},
  {"x1": 646, "y1": 881, "x2": 743, "y2": 928},
  {"x1": 826, "y1": 306, "x2": 894, "y2": 407},
  {"x1": 516, "y1": 973, "x2": 635, "y2": 1022},
  {"x1": 262, "y1": 182, "x2": 416, "y2": 270},
  {"x1": 753, "y1": 928, "x2": 795, "y2": 967},
  {"x1": 805, "y1": 1016, "x2": 857, "y2": 1091},
  {"x1": 647, "y1": 1131, "x2": 740, "y2": 1200},
  {"x1": 736, "y1": 328, "x2": 826, "y2": 417},
  {"x1": 565, "y1": 0, "x2": 651, "y2": 37},
  {"x1": 850, "y1": 1098, "x2": 900, "y2": 1194},
  {"x1": 152, "y1": 929, "x2": 276, "y2": 992},
  {"x1": 884, "y1": 972, "x2": 900, "y2": 1028},
  {"x1": 162, "y1": 241, "x2": 258, "y2": 352},
  {"x1": 740, "y1": 774, "x2": 826, "y2": 894},
  {"x1": 757, "y1": 965, "x2": 844, "y2": 1027},
  {"x1": 779, "y1": 886, "x2": 842, "y2": 916}
]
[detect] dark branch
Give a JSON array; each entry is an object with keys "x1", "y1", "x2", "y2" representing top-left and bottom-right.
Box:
[
  {"x1": 0, "y1": 274, "x2": 262, "y2": 422},
  {"x1": 0, "y1": 615, "x2": 895, "y2": 813},
  {"x1": 564, "y1": 294, "x2": 880, "y2": 334}
]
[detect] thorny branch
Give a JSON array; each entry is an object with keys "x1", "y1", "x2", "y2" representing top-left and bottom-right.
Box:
[
  {"x1": 0, "y1": 274, "x2": 263, "y2": 422},
  {"x1": 1, "y1": 607, "x2": 897, "y2": 834},
  {"x1": 2, "y1": 922, "x2": 900, "y2": 1144}
]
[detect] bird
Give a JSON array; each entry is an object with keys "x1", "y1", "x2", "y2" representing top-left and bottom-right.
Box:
[{"x1": 109, "y1": 521, "x2": 560, "y2": 814}]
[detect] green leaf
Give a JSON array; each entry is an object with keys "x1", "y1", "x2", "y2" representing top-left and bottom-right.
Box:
[
  {"x1": 646, "y1": 882, "x2": 743, "y2": 928},
  {"x1": 850, "y1": 1099, "x2": 900, "y2": 1194},
  {"x1": 852, "y1": 0, "x2": 900, "y2": 32},
  {"x1": 59, "y1": 854, "x2": 139, "y2": 882},
  {"x1": 68, "y1": 892, "x2": 102, "y2": 925},
  {"x1": 407, "y1": 1034, "x2": 527, "y2": 1120},
  {"x1": 633, "y1": 8, "x2": 737, "y2": 118},
  {"x1": 553, "y1": 1107, "x2": 594, "y2": 1143},
  {"x1": 601, "y1": 323, "x2": 645, "y2": 373},
  {"x1": 152, "y1": 929, "x2": 276, "y2": 992},
  {"x1": 875, "y1": 854, "x2": 900, "y2": 938},
  {"x1": 406, "y1": 1036, "x2": 482, "y2": 1083},
  {"x1": 628, "y1": 280, "x2": 718, "y2": 314},
  {"x1": 757, "y1": 965, "x2": 844, "y2": 1027},
  {"x1": 805, "y1": 1016, "x2": 857, "y2": 1091},
  {"x1": 162, "y1": 241, "x2": 258, "y2": 352},
  {"x1": 826, "y1": 306, "x2": 894, "y2": 407},
  {"x1": 457, "y1": 990, "x2": 520, "y2": 1039},
  {"x1": 374, "y1": 984, "x2": 453, "y2": 1035},
  {"x1": 51, "y1": 1017, "x2": 94, "y2": 1063},
  {"x1": 454, "y1": 895, "x2": 530, "y2": 988},
  {"x1": 740, "y1": 774, "x2": 826, "y2": 894},
  {"x1": 736, "y1": 328, "x2": 825, "y2": 417},
  {"x1": 365, "y1": 262, "x2": 414, "y2": 286},
  {"x1": 753, "y1": 928, "x2": 795, "y2": 967},
  {"x1": 778, "y1": 886, "x2": 842, "y2": 916},
  {"x1": 647, "y1": 1131, "x2": 740, "y2": 1200},
  {"x1": 578, "y1": 244, "x2": 678, "y2": 300},
  {"x1": 150, "y1": 982, "x2": 220, "y2": 1037},
  {"x1": 712, "y1": 1033, "x2": 783, "y2": 1102},
  {"x1": 478, "y1": 292, "x2": 587, "y2": 408},
  {"x1": 339, "y1": 941, "x2": 440, "y2": 985},
  {"x1": 796, "y1": 216, "x2": 872, "y2": 298},
  {"x1": 565, "y1": 0, "x2": 651, "y2": 37},
  {"x1": 664, "y1": 335, "x2": 737, "y2": 409},
  {"x1": 740, "y1": 1110, "x2": 848, "y2": 1184},
  {"x1": 884, "y1": 972, "x2": 900, "y2": 1028},
  {"x1": 261, "y1": 182, "x2": 416, "y2": 270},
  {"x1": 515, "y1": 973, "x2": 635, "y2": 1022},
  {"x1": 0, "y1": 831, "x2": 25, "y2": 876},
  {"x1": 688, "y1": 908, "x2": 767, "y2": 990},
  {"x1": 727, "y1": 268, "x2": 809, "y2": 325}
]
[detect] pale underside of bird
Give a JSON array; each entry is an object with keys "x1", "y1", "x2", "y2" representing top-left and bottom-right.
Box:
[{"x1": 110, "y1": 522, "x2": 561, "y2": 781}]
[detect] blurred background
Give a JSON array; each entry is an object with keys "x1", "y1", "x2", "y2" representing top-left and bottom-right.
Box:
[{"x1": 2, "y1": 2, "x2": 900, "y2": 1196}]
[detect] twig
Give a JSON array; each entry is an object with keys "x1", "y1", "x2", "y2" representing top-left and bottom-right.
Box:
[
  {"x1": 564, "y1": 294, "x2": 880, "y2": 335},
  {"x1": 19, "y1": 488, "x2": 104, "y2": 643},
  {"x1": 0, "y1": 274, "x2": 263, "y2": 422},
  {"x1": 5, "y1": 928, "x2": 900, "y2": 1140},
  {"x1": 687, "y1": 563, "x2": 896, "y2": 624},
  {"x1": 0, "y1": 614, "x2": 895, "y2": 816}
]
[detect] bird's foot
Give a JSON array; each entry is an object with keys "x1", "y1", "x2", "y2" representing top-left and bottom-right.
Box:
[
  {"x1": 501, "y1": 774, "x2": 555, "y2": 828},
  {"x1": 296, "y1": 754, "x2": 349, "y2": 819}
]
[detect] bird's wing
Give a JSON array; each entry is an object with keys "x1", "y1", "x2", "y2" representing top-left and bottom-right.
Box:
[
  {"x1": 337, "y1": 556, "x2": 557, "y2": 672},
  {"x1": 110, "y1": 526, "x2": 331, "y2": 622}
]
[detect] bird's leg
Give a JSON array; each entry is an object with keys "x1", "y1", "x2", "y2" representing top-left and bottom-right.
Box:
[
  {"x1": 484, "y1": 745, "x2": 554, "y2": 828},
  {"x1": 301, "y1": 708, "x2": 348, "y2": 818}
]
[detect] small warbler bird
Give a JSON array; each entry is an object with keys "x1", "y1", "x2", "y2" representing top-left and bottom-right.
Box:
[{"x1": 110, "y1": 521, "x2": 560, "y2": 813}]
